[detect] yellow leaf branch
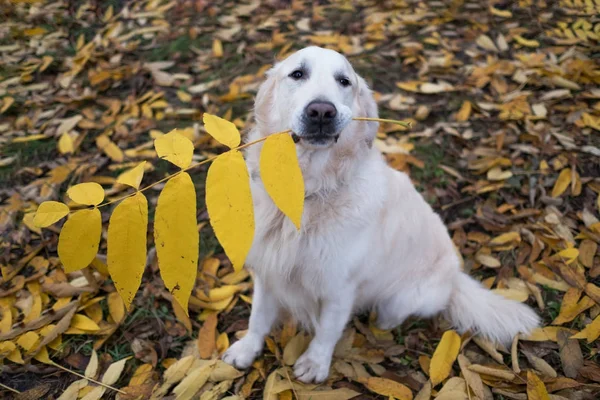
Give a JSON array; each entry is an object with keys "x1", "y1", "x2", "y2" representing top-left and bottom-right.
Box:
[{"x1": 98, "y1": 116, "x2": 409, "y2": 211}]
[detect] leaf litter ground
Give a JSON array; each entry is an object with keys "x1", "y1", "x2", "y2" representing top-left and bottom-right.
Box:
[{"x1": 1, "y1": 0, "x2": 600, "y2": 399}]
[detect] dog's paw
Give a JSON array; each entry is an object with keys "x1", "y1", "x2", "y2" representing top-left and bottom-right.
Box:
[
  {"x1": 221, "y1": 334, "x2": 263, "y2": 369},
  {"x1": 293, "y1": 350, "x2": 331, "y2": 383}
]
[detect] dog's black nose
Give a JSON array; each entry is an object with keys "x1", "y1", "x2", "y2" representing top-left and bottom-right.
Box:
[{"x1": 305, "y1": 101, "x2": 337, "y2": 123}]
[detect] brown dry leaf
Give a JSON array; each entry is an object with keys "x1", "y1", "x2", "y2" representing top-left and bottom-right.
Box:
[
  {"x1": 557, "y1": 329, "x2": 583, "y2": 379},
  {"x1": 198, "y1": 313, "x2": 218, "y2": 359},
  {"x1": 457, "y1": 354, "x2": 485, "y2": 399},
  {"x1": 578, "y1": 240, "x2": 597, "y2": 268},
  {"x1": 522, "y1": 350, "x2": 557, "y2": 378},
  {"x1": 468, "y1": 364, "x2": 515, "y2": 381},
  {"x1": 282, "y1": 332, "x2": 309, "y2": 366}
]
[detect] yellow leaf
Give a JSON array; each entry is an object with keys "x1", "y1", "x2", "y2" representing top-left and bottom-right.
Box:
[
  {"x1": 177, "y1": 90, "x2": 192, "y2": 102},
  {"x1": 1, "y1": 96, "x2": 14, "y2": 113},
  {"x1": 197, "y1": 313, "x2": 217, "y2": 359},
  {"x1": 396, "y1": 81, "x2": 421, "y2": 92},
  {"x1": 571, "y1": 315, "x2": 600, "y2": 343},
  {"x1": 108, "y1": 292, "x2": 125, "y2": 324},
  {"x1": 522, "y1": 326, "x2": 576, "y2": 342},
  {"x1": 58, "y1": 133, "x2": 74, "y2": 154},
  {"x1": 489, "y1": 6, "x2": 512, "y2": 17},
  {"x1": 58, "y1": 209, "x2": 102, "y2": 273},
  {"x1": 7, "y1": 347, "x2": 24, "y2": 364},
  {"x1": 283, "y1": 333, "x2": 310, "y2": 366},
  {"x1": 86, "y1": 350, "x2": 99, "y2": 378},
  {"x1": 107, "y1": 192, "x2": 148, "y2": 310},
  {"x1": 67, "y1": 182, "x2": 105, "y2": 206},
  {"x1": 489, "y1": 231, "x2": 521, "y2": 246},
  {"x1": 213, "y1": 38, "x2": 223, "y2": 57},
  {"x1": 102, "y1": 357, "x2": 129, "y2": 385},
  {"x1": 259, "y1": 133, "x2": 304, "y2": 229},
  {"x1": 552, "y1": 168, "x2": 572, "y2": 197},
  {"x1": 359, "y1": 377, "x2": 413, "y2": 400},
  {"x1": 154, "y1": 172, "x2": 198, "y2": 313},
  {"x1": 116, "y1": 161, "x2": 146, "y2": 190},
  {"x1": 96, "y1": 135, "x2": 124, "y2": 162},
  {"x1": 196, "y1": 285, "x2": 243, "y2": 303},
  {"x1": 556, "y1": 248, "x2": 579, "y2": 264},
  {"x1": 492, "y1": 288, "x2": 529, "y2": 302},
  {"x1": 203, "y1": 113, "x2": 241, "y2": 149},
  {"x1": 0, "y1": 341, "x2": 16, "y2": 357},
  {"x1": 17, "y1": 332, "x2": 40, "y2": 352},
  {"x1": 23, "y1": 27, "x2": 47, "y2": 36},
  {"x1": 514, "y1": 35, "x2": 540, "y2": 47},
  {"x1": 154, "y1": 130, "x2": 194, "y2": 169},
  {"x1": 173, "y1": 299, "x2": 192, "y2": 332},
  {"x1": 216, "y1": 332, "x2": 229, "y2": 354},
  {"x1": 173, "y1": 363, "x2": 213, "y2": 400},
  {"x1": 456, "y1": 101, "x2": 472, "y2": 121},
  {"x1": 475, "y1": 253, "x2": 501, "y2": 268},
  {"x1": 527, "y1": 370, "x2": 550, "y2": 400},
  {"x1": 33, "y1": 346, "x2": 53, "y2": 364},
  {"x1": 0, "y1": 306, "x2": 11, "y2": 334},
  {"x1": 33, "y1": 201, "x2": 70, "y2": 227},
  {"x1": 129, "y1": 364, "x2": 153, "y2": 386},
  {"x1": 429, "y1": 330, "x2": 461, "y2": 386},
  {"x1": 22, "y1": 212, "x2": 41, "y2": 234},
  {"x1": 70, "y1": 314, "x2": 100, "y2": 331},
  {"x1": 206, "y1": 151, "x2": 254, "y2": 271}
]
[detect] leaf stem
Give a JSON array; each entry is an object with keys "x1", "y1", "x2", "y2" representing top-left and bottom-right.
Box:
[
  {"x1": 51, "y1": 362, "x2": 127, "y2": 394},
  {"x1": 352, "y1": 117, "x2": 412, "y2": 127},
  {"x1": 0, "y1": 382, "x2": 20, "y2": 394}
]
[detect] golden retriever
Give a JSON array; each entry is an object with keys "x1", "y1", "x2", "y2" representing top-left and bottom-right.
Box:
[{"x1": 222, "y1": 46, "x2": 539, "y2": 383}]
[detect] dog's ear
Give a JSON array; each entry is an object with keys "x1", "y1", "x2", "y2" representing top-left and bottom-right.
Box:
[
  {"x1": 254, "y1": 65, "x2": 278, "y2": 125},
  {"x1": 355, "y1": 75, "x2": 379, "y2": 147}
]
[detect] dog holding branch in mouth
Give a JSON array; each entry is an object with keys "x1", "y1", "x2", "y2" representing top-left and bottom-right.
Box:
[{"x1": 222, "y1": 46, "x2": 539, "y2": 383}]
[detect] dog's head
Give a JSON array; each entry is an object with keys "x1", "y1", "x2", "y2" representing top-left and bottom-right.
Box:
[{"x1": 254, "y1": 46, "x2": 378, "y2": 149}]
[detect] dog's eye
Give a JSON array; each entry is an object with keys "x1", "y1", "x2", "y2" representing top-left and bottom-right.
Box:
[
  {"x1": 289, "y1": 70, "x2": 304, "y2": 80},
  {"x1": 338, "y1": 77, "x2": 351, "y2": 87}
]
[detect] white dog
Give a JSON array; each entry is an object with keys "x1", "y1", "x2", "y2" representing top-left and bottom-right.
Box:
[{"x1": 222, "y1": 46, "x2": 539, "y2": 383}]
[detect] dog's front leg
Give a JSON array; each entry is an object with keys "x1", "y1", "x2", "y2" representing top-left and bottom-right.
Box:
[
  {"x1": 294, "y1": 290, "x2": 354, "y2": 383},
  {"x1": 222, "y1": 277, "x2": 279, "y2": 369}
]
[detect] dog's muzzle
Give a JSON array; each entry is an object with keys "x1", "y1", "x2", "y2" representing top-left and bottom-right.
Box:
[{"x1": 298, "y1": 100, "x2": 340, "y2": 143}]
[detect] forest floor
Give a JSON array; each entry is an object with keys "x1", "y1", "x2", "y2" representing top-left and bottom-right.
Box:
[{"x1": 1, "y1": 0, "x2": 600, "y2": 399}]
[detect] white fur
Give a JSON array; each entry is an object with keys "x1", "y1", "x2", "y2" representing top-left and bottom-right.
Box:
[{"x1": 222, "y1": 47, "x2": 539, "y2": 383}]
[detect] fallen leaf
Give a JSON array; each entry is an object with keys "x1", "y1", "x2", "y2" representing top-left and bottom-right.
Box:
[{"x1": 429, "y1": 330, "x2": 461, "y2": 386}]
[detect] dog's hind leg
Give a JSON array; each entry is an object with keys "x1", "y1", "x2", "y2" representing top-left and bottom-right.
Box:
[
  {"x1": 375, "y1": 281, "x2": 452, "y2": 330},
  {"x1": 222, "y1": 277, "x2": 279, "y2": 369}
]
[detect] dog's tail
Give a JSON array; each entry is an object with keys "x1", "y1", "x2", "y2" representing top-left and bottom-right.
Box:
[{"x1": 444, "y1": 273, "x2": 540, "y2": 346}]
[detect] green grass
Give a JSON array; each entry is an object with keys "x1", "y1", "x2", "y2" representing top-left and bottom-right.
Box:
[
  {"x1": 0, "y1": 139, "x2": 57, "y2": 188},
  {"x1": 412, "y1": 142, "x2": 447, "y2": 182}
]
